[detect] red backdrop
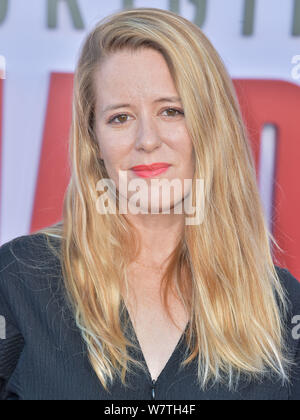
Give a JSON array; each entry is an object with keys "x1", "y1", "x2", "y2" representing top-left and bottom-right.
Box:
[{"x1": 1, "y1": 74, "x2": 299, "y2": 279}]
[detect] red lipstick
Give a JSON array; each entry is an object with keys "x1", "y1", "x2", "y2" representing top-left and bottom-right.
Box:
[{"x1": 131, "y1": 163, "x2": 171, "y2": 178}]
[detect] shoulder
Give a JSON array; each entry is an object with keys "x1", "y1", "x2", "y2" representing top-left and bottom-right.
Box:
[
  {"x1": 0, "y1": 233, "x2": 77, "y2": 380},
  {"x1": 0, "y1": 233, "x2": 63, "y2": 314},
  {"x1": 0, "y1": 232, "x2": 62, "y2": 279},
  {"x1": 0, "y1": 232, "x2": 62, "y2": 268},
  {"x1": 274, "y1": 266, "x2": 300, "y2": 383},
  {"x1": 274, "y1": 265, "x2": 300, "y2": 316}
]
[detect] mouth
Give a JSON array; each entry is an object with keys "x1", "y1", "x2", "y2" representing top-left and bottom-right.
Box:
[{"x1": 131, "y1": 163, "x2": 171, "y2": 179}]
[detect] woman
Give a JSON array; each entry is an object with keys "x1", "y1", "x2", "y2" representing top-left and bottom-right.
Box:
[{"x1": 0, "y1": 8, "x2": 299, "y2": 400}]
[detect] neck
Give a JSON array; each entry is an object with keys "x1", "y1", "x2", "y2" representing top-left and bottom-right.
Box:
[{"x1": 124, "y1": 211, "x2": 185, "y2": 266}]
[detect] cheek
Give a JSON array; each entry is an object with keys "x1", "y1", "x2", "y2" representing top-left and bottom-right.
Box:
[
  {"x1": 183, "y1": 155, "x2": 195, "y2": 179},
  {"x1": 97, "y1": 129, "x2": 131, "y2": 166},
  {"x1": 169, "y1": 125, "x2": 192, "y2": 149},
  {"x1": 172, "y1": 131, "x2": 195, "y2": 168}
]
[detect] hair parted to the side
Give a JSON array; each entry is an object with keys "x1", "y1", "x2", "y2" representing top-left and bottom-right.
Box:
[{"x1": 36, "y1": 7, "x2": 296, "y2": 392}]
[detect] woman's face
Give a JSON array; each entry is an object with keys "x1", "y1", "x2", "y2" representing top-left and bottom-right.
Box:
[{"x1": 94, "y1": 48, "x2": 195, "y2": 214}]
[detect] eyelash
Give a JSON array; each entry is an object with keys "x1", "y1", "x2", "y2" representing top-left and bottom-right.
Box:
[{"x1": 107, "y1": 108, "x2": 185, "y2": 125}]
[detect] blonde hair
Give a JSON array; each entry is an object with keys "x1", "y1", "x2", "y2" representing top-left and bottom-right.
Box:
[{"x1": 36, "y1": 7, "x2": 295, "y2": 392}]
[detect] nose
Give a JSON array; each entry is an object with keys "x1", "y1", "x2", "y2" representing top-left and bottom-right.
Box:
[{"x1": 134, "y1": 113, "x2": 162, "y2": 153}]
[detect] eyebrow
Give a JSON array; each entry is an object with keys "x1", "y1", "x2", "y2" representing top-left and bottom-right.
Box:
[{"x1": 102, "y1": 96, "x2": 182, "y2": 113}]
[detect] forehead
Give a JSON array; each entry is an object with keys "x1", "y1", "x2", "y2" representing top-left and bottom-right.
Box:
[{"x1": 94, "y1": 48, "x2": 178, "y2": 105}]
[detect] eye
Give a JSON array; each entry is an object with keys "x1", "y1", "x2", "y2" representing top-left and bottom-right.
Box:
[
  {"x1": 161, "y1": 108, "x2": 184, "y2": 117},
  {"x1": 107, "y1": 108, "x2": 184, "y2": 125},
  {"x1": 108, "y1": 114, "x2": 131, "y2": 125}
]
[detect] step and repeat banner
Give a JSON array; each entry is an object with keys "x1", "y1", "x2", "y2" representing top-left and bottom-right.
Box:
[{"x1": 0, "y1": 0, "x2": 300, "y2": 277}]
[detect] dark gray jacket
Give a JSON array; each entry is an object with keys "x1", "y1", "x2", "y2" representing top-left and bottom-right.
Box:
[{"x1": 0, "y1": 234, "x2": 299, "y2": 400}]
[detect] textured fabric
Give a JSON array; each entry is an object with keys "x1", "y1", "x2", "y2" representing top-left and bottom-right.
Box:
[{"x1": 0, "y1": 233, "x2": 299, "y2": 400}]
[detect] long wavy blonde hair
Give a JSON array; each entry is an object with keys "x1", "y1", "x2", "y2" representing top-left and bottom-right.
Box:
[{"x1": 37, "y1": 7, "x2": 295, "y2": 392}]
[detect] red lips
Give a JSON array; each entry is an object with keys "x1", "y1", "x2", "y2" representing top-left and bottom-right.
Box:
[{"x1": 131, "y1": 163, "x2": 170, "y2": 171}]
